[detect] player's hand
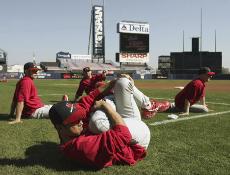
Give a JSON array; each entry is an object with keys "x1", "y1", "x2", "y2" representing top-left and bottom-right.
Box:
[
  {"x1": 8, "y1": 119, "x2": 23, "y2": 125},
  {"x1": 92, "y1": 100, "x2": 106, "y2": 110}
]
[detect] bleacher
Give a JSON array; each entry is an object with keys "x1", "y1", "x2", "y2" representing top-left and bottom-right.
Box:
[
  {"x1": 58, "y1": 59, "x2": 119, "y2": 72},
  {"x1": 40, "y1": 58, "x2": 156, "y2": 78},
  {"x1": 40, "y1": 62, "x2": 66, "y2": 72}
]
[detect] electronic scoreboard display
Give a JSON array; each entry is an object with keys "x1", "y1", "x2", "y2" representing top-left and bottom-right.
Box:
[{"x1": 120, "y1": 33, "x2": 149, "y2": 53}]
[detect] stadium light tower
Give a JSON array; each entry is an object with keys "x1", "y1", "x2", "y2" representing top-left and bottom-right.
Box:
[{"x1": 33, "y1": 52, "x2": 36, "y2": 64}]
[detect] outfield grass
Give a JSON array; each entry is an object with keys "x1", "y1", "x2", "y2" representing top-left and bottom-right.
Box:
[{"x1": 0, "y1": 79, "x2": 229, "y2": 175}]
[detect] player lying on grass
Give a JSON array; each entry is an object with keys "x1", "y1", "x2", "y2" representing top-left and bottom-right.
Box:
[
  {"x1": 170, "y1": 67, "x2": 215, "y2": 116},
  {"x1": 49, "y1": 78, "x2": 148, "y2": 169},
  {"x1": 49, "y1": 77, "x2": 153, "y2": 148},
  {"x1": 8, "y1": 62, "x2": 67, "y2": 124},
  {"x1": 89, "y1": 75, "x2": 170, "y2": 142}
]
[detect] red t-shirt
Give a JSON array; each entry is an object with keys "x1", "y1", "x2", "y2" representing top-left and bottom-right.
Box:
[
  {"x1": 175, "y1": 78, "x2": 206, "y2": 110},
  {"x1": 76, "y1": 74, "x2": 106, "y2": 96},
  {"x1": 13, "y1": 76, "x2": 44, "y2": 116},
  {"x1": 60, "y1": 125, "x2": 146, "y2": 169}
]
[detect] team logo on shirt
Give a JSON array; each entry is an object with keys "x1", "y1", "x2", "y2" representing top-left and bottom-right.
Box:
[{"x1": 65, "y1": 103, "x2": 76, "y2": 113}]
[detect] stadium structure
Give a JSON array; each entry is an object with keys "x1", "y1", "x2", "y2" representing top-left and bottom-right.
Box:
[
  {"x1": 3, "y1": 4, "x2": 229, "y2": 80},
  {"x1": 0, "y1": 48, "x2": 7, "y2": 73},
  {"x1": 158, "y1": 37, "x2": 222, "y2": 79},
  {"x1": 157, "y1": 9, "x2": 226, "y2": 79},
  {"x1": 38, "y1": 6, "x2": 154, "y2": 79},
  {"x1": 116, "y1": 21, "x2": 153, "y2": 71},
  {"x1": 1, "y1": 3, "x2": 156, "y2": 80},
  {"x1": 40, "y1": 51, "x2": 119, "y2": 73}
]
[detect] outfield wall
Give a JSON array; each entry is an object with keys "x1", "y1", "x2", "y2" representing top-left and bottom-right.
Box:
[
  {"x1": 1, "y1": 72, "x2": 230, "y2": 80},
  {"x1": 169, "y1": 74, "x2": 230, "y2": 80}
]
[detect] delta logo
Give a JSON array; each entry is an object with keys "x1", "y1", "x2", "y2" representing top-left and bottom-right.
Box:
[
  {"x1": 119, "y1": 23, "x2": 149, "y2": 34},
  {"x1": 121, "y1": 25, "x2": 128, "y2": 31}
]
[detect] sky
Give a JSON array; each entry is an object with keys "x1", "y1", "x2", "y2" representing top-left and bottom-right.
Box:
[{"x1": 0, "y1": 0, "x2": 230, "y2": 68}]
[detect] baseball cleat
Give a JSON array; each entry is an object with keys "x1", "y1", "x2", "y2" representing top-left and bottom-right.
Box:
[{"x1": 141, "y1": 99, "x2": 171, "y2": 119}]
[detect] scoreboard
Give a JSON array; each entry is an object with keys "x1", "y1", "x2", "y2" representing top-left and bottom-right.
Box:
[{"x1": 120, "y1": 33, "x2": 149, "y2": 53}]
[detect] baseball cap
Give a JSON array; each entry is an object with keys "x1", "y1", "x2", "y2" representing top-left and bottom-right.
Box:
[
  {"x1": 198, "y1": 67, "x2": 215, "y2": 76},
  {"x1": 83, "y1": 67, "x2": 91, "y2": 72},
  {"x1": 49, "y1": 101, "x2": 86, "y2": 126},
  {"x1": 24, "y1": 62, "x2": 41, "y2": 72}
]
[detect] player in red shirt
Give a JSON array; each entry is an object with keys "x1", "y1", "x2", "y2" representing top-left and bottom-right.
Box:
[
  {"x1": 74, "y1": 67, "x2": 107, "y2": 101},
  {"x1": 9, "y1": 62, "x2": 56, "y2": 124},
  {"x1": 174, "y1": 67, "x2": 215, "y2": 116},
  {"x1": 49, "y1": 78, "x2": 148, "y2": 169}
]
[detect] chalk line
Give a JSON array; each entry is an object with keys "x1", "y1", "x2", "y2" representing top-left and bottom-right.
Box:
[{"x1": 149, "y1": 110, "x2": 230, "y2": 126}]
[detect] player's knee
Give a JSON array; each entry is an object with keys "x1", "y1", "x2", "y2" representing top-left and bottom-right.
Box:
[
  {"x1": 89, "y1": 110, "x2": 110, "y2": 134},
  {"x1": 89, "y1": 119, "x2": 110, "y2": 134},
  {"x1": 115, "y1": 78, "x2": 133, "y2": 92}
]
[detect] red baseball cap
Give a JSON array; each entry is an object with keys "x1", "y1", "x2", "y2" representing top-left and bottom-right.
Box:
[
  {"x1": 24, "y1": 62, "x2": 41, "y2": 72},
  {"x1": 49, "y1": 101, "x2": 86, "y2": 126},
  {"x1": 198, "y1": 67, "x2": 215, "y2": 76}
]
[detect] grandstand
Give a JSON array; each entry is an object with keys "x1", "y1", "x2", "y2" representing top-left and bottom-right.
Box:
[
  {"x1": 40, "y1": 58, "x2": 120, "y2": 73},
  {"x1": 40, "y1": 62, "x2": 66, "y2": 72},
  {"x1": 7, "y1": 64, "x2": 24, "y2": 73}
]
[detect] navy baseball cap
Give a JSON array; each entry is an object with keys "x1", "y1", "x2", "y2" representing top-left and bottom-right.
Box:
[
  {"x1": 198, "y1": 67, "x2": 215, "y2": 76},
  {"x1": 24, "y1": 62, "x2": 40, "y2": 72},
  {"x1": 49, "y1": 101, "x2": 86, "y2": 126}
]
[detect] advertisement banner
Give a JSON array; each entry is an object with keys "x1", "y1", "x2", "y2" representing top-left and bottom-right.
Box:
[
  {"x1": 61, "y1": 73, "x2": 83, "y2": 79},
  {"x1": 71, "y1": 54, "x2": 91, "y2": 60},
  {"x1": 119, "y1": 53, "x2": 149, "y2": 63},
  {"x1": 92, "y1": 5, "x2": 105, "y2": 57},
  {"x1": 56, "y1": 52, "x2": 71, "y2": 59},
  {"x1": 118, "y1": 22, "x2": 149, "y2": 34}
]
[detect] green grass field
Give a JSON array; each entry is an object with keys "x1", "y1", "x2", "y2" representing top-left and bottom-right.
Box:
[{"x1": 0, "y1": 79, "x2": 230, "y2": 175}]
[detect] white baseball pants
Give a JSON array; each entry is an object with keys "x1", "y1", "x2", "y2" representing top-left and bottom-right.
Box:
[{"x1": 89, "y1": 78, "x2": 151, "y2": 149}]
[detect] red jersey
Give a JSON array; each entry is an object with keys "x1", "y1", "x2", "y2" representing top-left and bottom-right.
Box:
[
  {"x1": 13, "y1": 76, "x2": 44, "y2": 116},
  {"x1": 175, "y1": 78, "x2": 206, "y2": 110},
  {"x1": 76, "y1": 74, "x2": 106, "y2": 96},
  {"x1": 60, "y1": 125, "x2": 146, "y2": 169},
  {"x1": 74, "y1": 89, "x2": 101, "y2": 130}
]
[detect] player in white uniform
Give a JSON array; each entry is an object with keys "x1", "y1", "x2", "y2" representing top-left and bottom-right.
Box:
[{"x1": 89, "y1": 76, "x2": 155, "y2": 149}]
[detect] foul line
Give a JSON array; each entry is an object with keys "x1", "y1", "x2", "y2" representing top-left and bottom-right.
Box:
[
  {"x1": 152, "y1": 97, "x2": 230, "y2": 106},
  {"x1": 205, "y1": 102, "x2": 230, "y2": 106},
  {"x1": 149, "y1": 110, "x2": 230, "y2": 126}
]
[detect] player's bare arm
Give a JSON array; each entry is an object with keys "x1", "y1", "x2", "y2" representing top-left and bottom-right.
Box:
[
  {"x1": 97, "y1": 79, "x2": 117, "y2": 94},
  {"x1": 9, "y1": 101, "x2": 16, "y2": 118},
  {"x1": 179, "y1": 99, "x2": 190, "y2": 116},
  {"x1": 8, "y1": 101, "x2": 24, "y2": 124}
]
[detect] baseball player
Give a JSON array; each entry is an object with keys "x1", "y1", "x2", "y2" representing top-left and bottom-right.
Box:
[
  {"x1": 89, "y1": 75, "x2": 169, "y2": 145},
  {"x1": 8, "y1": 62, "x2": 66, "y2": 124},
  {"x1": 173, "y1": 67, "x2": 215, "y2": 116},
  {"x1": 49, "y1": 79, "x2": 147, "y2": 169},
  {"x1": 74, "y1": 67, "x2": 107, "y2": 102}
]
